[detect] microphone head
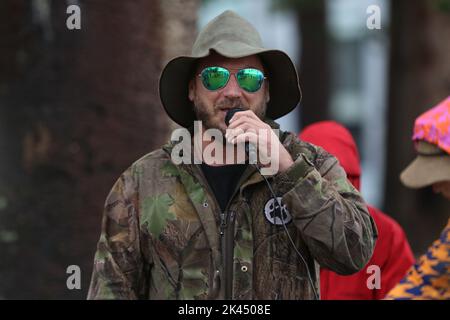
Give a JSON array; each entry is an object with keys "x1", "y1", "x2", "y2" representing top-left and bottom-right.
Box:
[{"x1": 225, "y1": 107, "x2": 244, "y2": 126}]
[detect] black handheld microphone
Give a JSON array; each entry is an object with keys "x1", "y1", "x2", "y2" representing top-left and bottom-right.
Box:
[
  {"x1": 224, "y1": 107, "x2": 243, "y2": 126},
  {"x1": 225, "y1": 108, "x2": 256, "y2": 161}
]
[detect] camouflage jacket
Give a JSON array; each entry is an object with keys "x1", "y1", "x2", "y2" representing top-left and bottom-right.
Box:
[{"x1": 87, "y1": 121, "x2": 377, "y2": 300}]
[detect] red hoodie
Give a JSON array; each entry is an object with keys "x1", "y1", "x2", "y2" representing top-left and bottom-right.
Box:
[{"x1": 300, "y1": 121, "x2": 415, "y2": 299}]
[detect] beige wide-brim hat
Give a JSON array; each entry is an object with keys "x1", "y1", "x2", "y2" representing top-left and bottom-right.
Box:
[
  {"x1": 159, "y1": 10, "x2": 302, "y2": 128},
  {"x1": 400, "y1": 141, "x2": 450, "y2": 188}
]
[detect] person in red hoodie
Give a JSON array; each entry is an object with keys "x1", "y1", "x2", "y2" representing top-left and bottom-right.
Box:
[{"x1": 300, "y1": 121, "x2": 415, "y2": 299}]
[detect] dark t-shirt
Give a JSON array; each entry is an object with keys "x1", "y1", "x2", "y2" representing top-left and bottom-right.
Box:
[{"x1": 200, "y1": 163, "x2": 247, "y2": 212}]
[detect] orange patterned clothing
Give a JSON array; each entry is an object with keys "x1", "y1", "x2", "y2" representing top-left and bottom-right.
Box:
[{"x1": 386, "y1": 219, "x2": 450, "y2": 300}]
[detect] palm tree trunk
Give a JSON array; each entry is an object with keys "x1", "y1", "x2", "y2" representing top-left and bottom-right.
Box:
[{"x1": 0, "y1": 0, "x2": 199, "y2": 299}]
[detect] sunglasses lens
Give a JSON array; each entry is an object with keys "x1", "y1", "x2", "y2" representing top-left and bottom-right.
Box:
[
  {"x1": 200, "y1": 67, "x2": 229, "y2": 90},
  {"x1": 237, "y1": 68, "x2": 264, "y2": 92}
]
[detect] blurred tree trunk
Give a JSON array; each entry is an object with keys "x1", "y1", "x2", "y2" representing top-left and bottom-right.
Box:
[
  {"x1": 296, "y1": 0, "x2": 329, "y2": 127},
  {"x1": 0, "y1": 0, "x2": 198, "y2": 299},
  {"x1": 385, "y1": 0, "x2": 450, "y2": 255}
]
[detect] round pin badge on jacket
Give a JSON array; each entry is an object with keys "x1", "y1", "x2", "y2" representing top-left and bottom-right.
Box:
[{"x1": 264, "y1": 197, "x2": 292, "y2": 225}]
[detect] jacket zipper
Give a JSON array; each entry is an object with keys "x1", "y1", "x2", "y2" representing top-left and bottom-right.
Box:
[
  {"x1": 191, "y1": 164, "x2": 256, "y2": 300},
  {"x1": 217, "y1": 170, "x2": 255, "y2": 300},
  {"x1": 219, "y1": 211, "x2": 228, "y2": 298},
  {"x1": 221, "y1": 210, "x2": 236, "y2": 299}
]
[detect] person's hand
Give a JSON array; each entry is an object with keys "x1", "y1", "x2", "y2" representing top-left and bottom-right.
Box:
[{"x1": 225, "y1": 110, "x2": 294, "y2": 173}]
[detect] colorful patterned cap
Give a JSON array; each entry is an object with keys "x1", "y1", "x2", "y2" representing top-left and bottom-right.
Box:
[
  {"x1": 401, "y1": 96, "x2": 450, "y2": 188},
  {"x1": 412, "y1": 96, "x2": 450, "y2": 155}
]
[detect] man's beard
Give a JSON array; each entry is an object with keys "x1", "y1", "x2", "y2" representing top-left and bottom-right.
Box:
[{"x1": 192, "y1": 97, "x2": 267, "y2": 134}]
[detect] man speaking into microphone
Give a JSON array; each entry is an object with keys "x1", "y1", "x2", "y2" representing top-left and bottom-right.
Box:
[{"x1": 87, "y1": 11, "x2": 377, "y2": 300}]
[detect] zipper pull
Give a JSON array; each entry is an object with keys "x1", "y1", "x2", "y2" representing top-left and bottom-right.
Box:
[{"x1": 220, "y1": 212, "x2": 227, "y2": 236}]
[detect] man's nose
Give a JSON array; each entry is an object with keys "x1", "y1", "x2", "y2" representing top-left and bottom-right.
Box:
[{"x1": 222, "y1": 74, "x2": 243, "y2": 98}]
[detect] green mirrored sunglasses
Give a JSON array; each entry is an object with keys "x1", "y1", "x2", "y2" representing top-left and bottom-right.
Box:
[{"x1": 198, "y1": 66, "x2": 266, "y2": 93}]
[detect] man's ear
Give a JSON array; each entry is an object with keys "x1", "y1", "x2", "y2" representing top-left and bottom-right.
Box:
[
  {"x1": 265, "y1": 80, "x2": 270, "y2": 103},
  {"x1": 188, "y1": 79, "x2": 196, "y2": 102}
]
